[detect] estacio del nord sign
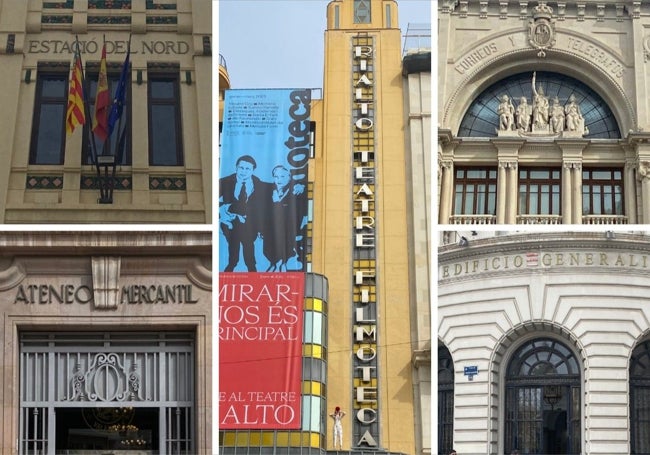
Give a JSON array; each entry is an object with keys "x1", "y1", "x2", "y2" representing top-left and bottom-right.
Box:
[{"x1": 28, "y1": 39, "x2": 191, "y2": 55}]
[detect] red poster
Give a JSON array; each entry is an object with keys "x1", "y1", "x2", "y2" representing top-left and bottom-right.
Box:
[{"x1": 219, "y1": 272, "x2": 304, "y2": 429}]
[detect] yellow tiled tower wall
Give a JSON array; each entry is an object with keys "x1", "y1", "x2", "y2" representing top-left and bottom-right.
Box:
[{"x1": 311, "y1": 1, "x2": 415, "y2": 453}]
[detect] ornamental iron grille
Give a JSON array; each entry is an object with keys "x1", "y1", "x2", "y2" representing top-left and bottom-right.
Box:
[
  {"x1": 19, "y1": 332, "x2": 194, "y2": 454},
  {"x1": 438, "y1": 345, "x2": 454, "y2": 455},
  {"x1": 505, "y1": 338, "x2": 581, "y2": 455},
  {"x1": 630, "y1": 340, "x2": 650, "y2": 454}
]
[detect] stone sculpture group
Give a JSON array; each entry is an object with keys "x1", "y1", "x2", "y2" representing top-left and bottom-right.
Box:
[{"x1": 497, "y1": 72, "x2": 588, "y2": 137}]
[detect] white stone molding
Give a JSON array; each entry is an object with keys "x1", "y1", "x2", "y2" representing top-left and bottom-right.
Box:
[
  {"x1": 443, "y1": 46, "x2": 635, "y2": 135},
  {"x1": 0, "y1": 259, "x2": 25, "y2": 291},
  {"x1": 91, "y1": 256, "x2": 121, "y2": 310},
  {"x1": 187, "y1": 257, "x2": 212, "y2": 291}
]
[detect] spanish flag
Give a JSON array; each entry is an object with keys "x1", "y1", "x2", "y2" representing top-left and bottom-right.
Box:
[
  {"x1": 65, "y1": 51, "x2": 85, "y2": 135},
  {"x1": 92, "y1": 42, "x2": 110, "y2": 142}
]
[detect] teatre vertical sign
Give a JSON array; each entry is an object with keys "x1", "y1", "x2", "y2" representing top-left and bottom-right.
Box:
[{"x1": 219, "y1": 272, "x2": 304, "y2": 429}]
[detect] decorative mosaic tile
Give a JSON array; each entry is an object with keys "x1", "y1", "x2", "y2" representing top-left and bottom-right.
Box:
[
  {"x1": 26, "y1": 175, "x2": 64, "y2": 190},
  {"x1": 146, "y1": 0, "x2": 176, "y2": 10},
  {"x1": 43, "y1": 1, "x2": 74, "y2": 8},
  {"x1": 146, "y1": 16, "x2": 178, "y2": 25},
  {"x1": 42, "y1": 15, "x2": 73, "y2": 24},
  {"x1": 149, "y1": 176, "x2": 186, "y2": 191},
  {"x1": 88, "y1": 0, "x2": 131, "y2": 9},
  {"x1": 87, "y1": 16, "x2": 131, "y2": 24},
  {"x1": 80, "y1": 175, "x2": 132, "y2": 190}
]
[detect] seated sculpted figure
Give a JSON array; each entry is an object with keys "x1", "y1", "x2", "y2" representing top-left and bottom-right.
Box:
[
  {"x1": 516, "y1": 97, "x2": 531, "y2": 132},
  {"x1": 565, "y1": 94, "x2": 586, "y2": 133},
  {"x1": 550, "y1": 97, "x2": 565, "y2": 133},
  {"x1": 497, "y1": 94, "x2": 515, "y2": 131}
]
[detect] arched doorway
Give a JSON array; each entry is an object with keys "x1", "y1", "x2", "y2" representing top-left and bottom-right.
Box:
[
  {"x1": 630, "y1": 340, "x2": 650, "y2": 454},
  {"x1": 438, "y1": 344, "x2": 454, "y2": 454},
  {"x1": 505, "y1": 338, "x2": 581, "y2": 454}
]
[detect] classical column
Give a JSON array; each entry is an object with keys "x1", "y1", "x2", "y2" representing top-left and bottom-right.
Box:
[
  {"x1": 638, "y1": 161, "x2": 650, "y2": 224},
  {"x1": 562, "y1": 162, "x2": 573, "y2": 224},
  {"x1": 625, "y1": 161, "x2": 637, "y2": 224},
  {"x1": 439, "y1": 160, "x2": 454, "y2": 224},
  {"x1": 497, "y1": 162, "x2": 508, "y2": 224},
  {"x1": 506, "y1": 162, "x2": 518, "y2": 224},
  {"x1": 571, "y1": 163, "x2": 582, "y2": 224}
]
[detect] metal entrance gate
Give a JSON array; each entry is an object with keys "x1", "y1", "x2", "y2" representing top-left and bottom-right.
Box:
[{"x1": 19, "y1": 332, "x2": 194, "y2": 454}]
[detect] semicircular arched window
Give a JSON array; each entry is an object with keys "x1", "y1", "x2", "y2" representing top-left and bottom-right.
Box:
[
  {"x1": 458, "y1": 72, "x2": 621, "y2": 139},
  {"x1": 630, "y1": 340, "x2": 650, "y2": 454},
  {"x1": 438, "y1": 345, "x2": 454, "y2": 455},
  {"x1": 505, "y1": 338, "x2": 581, "y2": 455}
]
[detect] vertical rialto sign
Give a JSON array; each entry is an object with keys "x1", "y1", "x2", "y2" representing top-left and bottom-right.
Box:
[
  {"x1": 219, "y1": 272, "x2": 305, "y2": 429},
  {"x1": 351, "y1": 34, "x2": 380, "y2": 448}
]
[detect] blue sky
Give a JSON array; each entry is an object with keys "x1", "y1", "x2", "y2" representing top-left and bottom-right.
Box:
[{"x1": 218, "y1": 0, "x2": 431, "y2": 91}]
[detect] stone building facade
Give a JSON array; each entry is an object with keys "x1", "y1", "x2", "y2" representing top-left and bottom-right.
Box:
[
  {"x1": 0, "y1": 231, "x2": 212, "y2": 453},
  {"x1": 0, "y1": 0, "x2": 212, "y2": 223},
  {"x1": 438, "y1": 1, "x2": 650, "y2": 225},
  {"x1": 439, "y1": 230, "x2": 650, "y2": 455}
]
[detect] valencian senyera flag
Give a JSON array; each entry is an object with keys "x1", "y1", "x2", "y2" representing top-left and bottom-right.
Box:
[
  {"x1": 108, "y1": 43, "x2": 130, "y2": 137},
  {"x1": 65, "y1": 51, "x2": 85, "y2": 135},
  {"x1": 92, "y1": 42, "x2": 110, "y2": 142}
]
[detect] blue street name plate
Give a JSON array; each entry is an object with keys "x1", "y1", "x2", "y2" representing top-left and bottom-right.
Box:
[{"x1": 464, "y1": 366, "x2": 478, "y2": 376}]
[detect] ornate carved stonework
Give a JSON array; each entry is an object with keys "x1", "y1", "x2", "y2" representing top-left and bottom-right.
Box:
[
  {"x1": 528, "y1": 1, "x2": 555, "y2": 57},
  {"x1": 497, "y1": 72, "x2": 588, "y2": 138}
]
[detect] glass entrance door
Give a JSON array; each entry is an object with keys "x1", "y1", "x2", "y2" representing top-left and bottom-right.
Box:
[
  {"x1": 19, "y1": 332, "x2": 195, "y2": 454},
  {"x1": 55, "y1": 407, "x2": 158, "y2": 453},
  {"x1": 505, "y1": 338, "x2": 581, "y2": 455}
]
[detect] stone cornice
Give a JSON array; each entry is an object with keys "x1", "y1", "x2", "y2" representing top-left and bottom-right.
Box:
[
  {"x1": 439, "y1": 231, "x2": 650, "y2": 263},
  {"x1": 0, "y1": 231, "x2": 211, "y2": 256}
]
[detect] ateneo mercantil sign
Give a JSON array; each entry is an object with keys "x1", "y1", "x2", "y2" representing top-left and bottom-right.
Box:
[
  {"x1": 13, "y1": 283, "x2": 199, "y2": 305},
  {"x1": 441, "y1": 250, "x2": 650, "y2": 279}
]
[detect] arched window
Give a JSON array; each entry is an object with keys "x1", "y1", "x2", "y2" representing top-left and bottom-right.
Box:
[
  {"x1": 438, "y1": 345, "x2": 454, "y2": 454},
  {"x1": 458, "y1": 72, "x2": 620, "y2": 139},
  {"x1": 630, "y1": 340, "x2": 650, "y2": 454},
  {"x1": 505, "y1": 338, "x2": 581, "y2": 454}
]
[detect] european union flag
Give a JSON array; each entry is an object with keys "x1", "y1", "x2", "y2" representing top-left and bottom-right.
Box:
[{"x1": 107, "y1": 46, "x2": 130, "y2": 136}]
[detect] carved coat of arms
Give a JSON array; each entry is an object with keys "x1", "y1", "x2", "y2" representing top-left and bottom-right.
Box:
[{"x1": 528, "y1": 1, "x2": 556, "y2": 57}]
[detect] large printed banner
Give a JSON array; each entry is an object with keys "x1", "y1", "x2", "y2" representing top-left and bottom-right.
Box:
[
  {"x1": 219, "y1": 272, "x2": 305, "y2": 429},
  {"x1": 219, "y1": 89, "x2": 311, "y2": 273}
]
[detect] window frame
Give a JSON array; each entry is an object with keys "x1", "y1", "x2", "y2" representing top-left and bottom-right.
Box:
[
  {"x1": 581, "y1": 168, "x2": 624, "y2": 216},
  {"x1": 147, "y1": 68, "x2": 183, "y2": 166},
  {"x1": 83, "y1": 64, "x2": 132, "y2": 166},
  {"x1": 518, "y1": 167, "x2": 562, "y2": 215},
  {"x1": 453, "y1": 167, "x2": 498, "y2": 215},
  {"x1": 29, "y1": 68, "x2": 69, "y2": 165}
]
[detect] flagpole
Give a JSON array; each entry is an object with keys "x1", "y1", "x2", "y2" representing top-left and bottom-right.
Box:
[
  {"x1": 75, "y1": 35, "x2": 103, "y2": 199},
  {"x1": 111, "y1": 34, "x2": 132, "y2": 194}
]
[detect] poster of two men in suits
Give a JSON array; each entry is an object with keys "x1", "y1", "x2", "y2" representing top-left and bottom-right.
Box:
[{"x1": 219, "y1": 89, "x2": 312, "y2": 274}]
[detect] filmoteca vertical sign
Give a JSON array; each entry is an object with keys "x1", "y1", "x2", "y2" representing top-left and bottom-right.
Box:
[
  {"x1": 351, "y1": 34, "x2": 380, "y2": 448},
  {"x1": 218, "y1": 272, "x2": 304, "y2": 429}
]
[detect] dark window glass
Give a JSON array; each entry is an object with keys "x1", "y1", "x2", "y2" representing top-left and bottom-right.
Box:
[
  {"x1": 353, "y1": 0, "x2": 371, "y2": 23},
  {"x1": 454, "y1": 167, "x2": 497, "y2": 215},
  {"x1": 148, "y1": 73, "x2": 183, "y2": 166},
  {"x1": 631, "y1": 340, "x2": 650, "y2": 454},
  {"x1": 459, "y1": 72, "x2": 620, "y2": 139},
  {"x1": 83, "y1": 72, "x2": 131, "y2": 165},
  {"x1": 438, "y1": 345, "x2": 454, "y2": 455},
  {"x1": 519, "y1": 168, "x2": 561, "y2": 215},
  {"x1": 505, "y1": 338, "x2": 581, "y2": 455},
  {"x1": 30, "y1": 73, "x2": 67, "y2": 165},
  {"x1": 582, "y1": 168, "x2": 624, "y2": 215}
]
